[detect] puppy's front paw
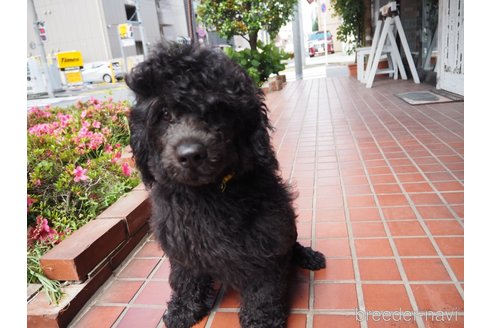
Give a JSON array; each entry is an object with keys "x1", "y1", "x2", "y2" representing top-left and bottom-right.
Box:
[
  {"x1": 163, "y1": 309, "x2": 191, "y2": 328},
  {"x1": 163, "y1": 299, "x2": 210, "y2": 328}
]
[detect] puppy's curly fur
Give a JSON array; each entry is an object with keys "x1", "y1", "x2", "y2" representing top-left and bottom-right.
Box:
[{"x1": 126, "y1": 43, "x2": 326, "y2": 328}]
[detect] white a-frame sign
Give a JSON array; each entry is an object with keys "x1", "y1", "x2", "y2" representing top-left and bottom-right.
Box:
[{"x1": 364, "y1": 1, "x2": 420, "y2": 88}]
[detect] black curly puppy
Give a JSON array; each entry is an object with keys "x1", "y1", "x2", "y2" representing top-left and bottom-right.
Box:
[{"x1": 125, "y1": 43, "x2": 326, "y2": 328}]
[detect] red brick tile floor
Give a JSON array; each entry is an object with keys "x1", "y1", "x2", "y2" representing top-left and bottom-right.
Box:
[{"x1": 70, "y1": 77, "x2": 464, "y2": 328}]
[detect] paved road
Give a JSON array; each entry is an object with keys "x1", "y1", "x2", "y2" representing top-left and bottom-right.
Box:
[
  {"x1": 27, "y1": 82, "x2": 134, "y2": 110},
  {"x1": 27, "y1": 52, "x2": 355, "y2": 110}
]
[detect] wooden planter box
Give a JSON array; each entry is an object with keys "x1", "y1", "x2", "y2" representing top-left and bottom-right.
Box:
[
  {"x1": 348, "y1": 63, "x2": 358, "y2": 77},
  {"x1": 260, "y1": 83, "x2": 270, "y2": 94},
  {"x1": 261, "y1": 75, "x2": 286, "y2": 94},
  {"x1": 27, "y1": 155, "x2": 153, "y2": 327},
  {"x1": 268, "y1": 75, "x2": 286, "y2": 92}
]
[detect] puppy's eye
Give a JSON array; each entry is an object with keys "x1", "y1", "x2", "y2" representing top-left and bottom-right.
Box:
[{"x1": 163, "y1": 111, "x2": 173, "y2": 122}]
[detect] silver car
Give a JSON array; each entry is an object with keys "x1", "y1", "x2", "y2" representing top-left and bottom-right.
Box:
[{"x1": 81, "y1": 61, "x2": 123, "y2": 83}]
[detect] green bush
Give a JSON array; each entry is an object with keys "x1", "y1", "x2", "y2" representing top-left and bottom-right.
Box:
[
  {"x1": 331, "y1": 0, "x2": 365, "y2": 55},
  {"x1": 224, "y1": 41, "x2": 290, "y2": 87},
  {"x1": 27, "y1": 97, "x2": 140, "y2": 303}
]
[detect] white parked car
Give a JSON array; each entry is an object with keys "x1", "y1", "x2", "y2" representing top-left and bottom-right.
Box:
[{"x1": 81, "y1": 61, "x2": 123, "y2": 84}]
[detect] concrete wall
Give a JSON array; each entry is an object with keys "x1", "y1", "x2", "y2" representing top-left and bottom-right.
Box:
[
  {"x1": 101, "y1": 0, "x2": 161, "y2": 58},
  {"x1": 28, "y1": 0, "x2": 163, "y2": 63},
  {"x1": 27, "y1": 0, "x2": 110, "y2": 62},
  {"x1": 157, "y1": 0, "x2": 189, "y2": 41}
]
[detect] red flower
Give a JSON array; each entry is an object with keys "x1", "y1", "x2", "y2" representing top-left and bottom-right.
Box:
[
  {"x1": 122, "y1": 162, "x2": 132, "y2": 177},
  {"x1": 27, "y1": 216, "x2": 60, "y2": 247},
  {"x1": 111, "y1": 151, "x2": 122, "y2": 163},
  {"x1": 27, "y1": 195, "x2": 37, "y2": 212}
]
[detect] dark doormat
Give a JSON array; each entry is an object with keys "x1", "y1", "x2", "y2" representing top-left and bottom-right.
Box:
[{"x1": 395, "y1": 89, "x2": 464, "y2": 105}]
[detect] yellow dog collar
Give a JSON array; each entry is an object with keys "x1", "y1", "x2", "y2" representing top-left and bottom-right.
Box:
[{"x1": 220, "y1": 172, "x2": 235, "y2": 192}]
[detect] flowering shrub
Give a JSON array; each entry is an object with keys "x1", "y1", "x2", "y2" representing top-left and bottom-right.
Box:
[{"x1": 27, "y1": 97, "x2": 140, "y2": 302}]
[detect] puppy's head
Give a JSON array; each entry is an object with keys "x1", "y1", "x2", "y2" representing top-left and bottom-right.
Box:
[{"x1": 126, "y1": 43, "x2": 278, "y2": 188}]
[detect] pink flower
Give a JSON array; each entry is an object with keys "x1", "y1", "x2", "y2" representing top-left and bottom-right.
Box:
[
  {"x1": 89, "y1": 97, "x2": 98, "y2": 105},
  {"x1": 88, "y1": 132, "x2": 105, "y2": 150},
  {"x1": 78, "y1": 126, "x2": 90, "y2": 138},
  {"x1": 28, "y1": 106, "x2": 51, "y2": 119},
  {"x1": 28, "y1": 123, "x2": 57, "y2": 136},
  {"x1": 28, "y1": 106, "x2": 39, "y2": 113},
  {"x1": 73, "y1": 165, "x2": 89, "y2": 182},
  {"x1": 122, "y1": 162, "x2": 132, "y2": 177},
  {"x1": 92, "y1": 121, "x2": 101, "y2": 129},
  {"x1": 102, "y1": 127, "x2": 110, "y2": 135},
  {"x1": 35, "y1": 179, "x2": 41, "y2": 186},
  {"x1": 57, "y1": 113, "x2": 73, "y2": 127},
  {"x1": 104, "y1": 144, "x2": 113, "y2": 153},
  {"x1": 81, "y1": 110, "x2": 87, "y2": 118}
]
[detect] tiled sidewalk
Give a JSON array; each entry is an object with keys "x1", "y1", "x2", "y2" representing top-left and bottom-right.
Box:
[{"x1": 70, "y1": 77, "x2": 464, "y2": 328}]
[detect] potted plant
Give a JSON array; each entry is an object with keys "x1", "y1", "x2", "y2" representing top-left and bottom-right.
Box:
[
  {"x1": 223, "y1": 40, "x2": 290, "y2": 88},
  {"x1": 331, "y1": 0, "x2": 366, "y2": 77}
]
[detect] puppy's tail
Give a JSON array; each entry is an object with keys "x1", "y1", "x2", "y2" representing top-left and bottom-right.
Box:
[{"x1": 292, "y1": 242, "x2": 326, "y2": 270}]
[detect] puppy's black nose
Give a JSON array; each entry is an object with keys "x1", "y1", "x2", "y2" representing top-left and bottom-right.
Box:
[{"x1": 176, "y1": 142, "x2": 207, "y2": 168}]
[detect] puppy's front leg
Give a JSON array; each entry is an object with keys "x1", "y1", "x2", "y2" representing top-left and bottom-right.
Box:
[
  {"x1": 164, "y1": 261, "x2": 213, "y2": 328},
  {"x1": 238, "y1": 270, "x2": 290, "y2": 328}
]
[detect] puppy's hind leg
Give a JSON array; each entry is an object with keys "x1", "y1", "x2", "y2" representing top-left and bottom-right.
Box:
[
  {"x1": 292, "y1": 241, "x2": 326, "y2": 270},
  {"x1": 164, "y1": 261, "x2": 214, "y2": 328}
]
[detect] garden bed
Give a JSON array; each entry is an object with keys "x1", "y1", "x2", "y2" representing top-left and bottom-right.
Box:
[
  {"x1": 27, "y1": 183, "x2": 151, "y2": 328},
  {"x1": 26, "y1": 98, "x2": 151, "y2": 327}
]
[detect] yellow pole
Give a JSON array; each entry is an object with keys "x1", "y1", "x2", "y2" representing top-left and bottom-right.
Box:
[{"x1": 109, "y1": 61, "x2": 116, "y2": 83}]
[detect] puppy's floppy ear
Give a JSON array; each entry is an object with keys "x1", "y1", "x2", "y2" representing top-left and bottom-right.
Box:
[
  {"x1": 250, "y1": 101, "x2": 279, "y2": 172},
  {"x1": 128, "y1": 104, "x2": 156, "y2": 188},
  {"x1": 125, "y1": 57, "x2": 161, "y2": 187}
]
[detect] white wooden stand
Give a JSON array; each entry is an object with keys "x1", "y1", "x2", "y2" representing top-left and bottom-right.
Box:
[
  {"x1": 364, "y1": 1, "x2": 420, "y2": 88},
  {"x1": 357, "y1": 46, "x2": 396, "y2": 83}
]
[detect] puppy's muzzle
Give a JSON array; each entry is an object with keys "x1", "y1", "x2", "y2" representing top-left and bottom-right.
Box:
[{"x1": 175, "y1": 141, "x2": 207, "y2": 168}]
